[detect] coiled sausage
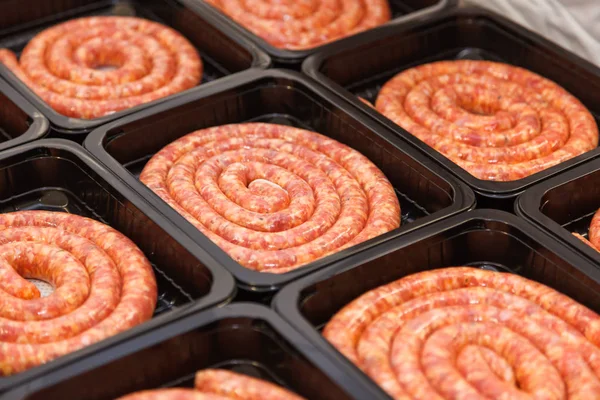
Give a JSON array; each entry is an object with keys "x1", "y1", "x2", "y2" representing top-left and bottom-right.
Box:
[
  {"x1": 117, "y1": 369, "x2": 305, "y2": 399},
  {"x1": 324, "y1": 267, "x2": 600, "y2": 399},
  {"x1": 0, "y1": 211, "x2": 157, "y2": 375},
  {"x1": 203, "y1": 0, "x2": 391, "y2": 50},
  {"x1": 140, "y1": 123, "x2": 400, "y2": 273},
  {"x1": 0, "y1": 16, "x2": 202, "y2": 119},
  {"x1": 375, "y1": 60, "x2": 599, "y2": 181}
]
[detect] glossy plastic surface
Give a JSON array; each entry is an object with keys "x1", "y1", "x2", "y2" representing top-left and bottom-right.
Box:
[
  {"x1": 517, "y1": 157, "x2": 600, "y2": 267},
  {"x1": 0, "y1": 78, "x2": 48, "y2": 150}
]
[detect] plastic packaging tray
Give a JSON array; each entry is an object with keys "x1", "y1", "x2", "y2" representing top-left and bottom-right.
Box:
[
  {"x1": 516, "y1": 157, "x2": 600, "y2": 267},
  {"x1": 0, "y1": 78, "x2": 48, "y2": 151},
  {"x1": 0, "y1": 139, "x2": 236, "y2": 392},
  {"x1": 273, "y1": 209, "x2": 600, "y2": 399},
  {"x1": 302, "y1": 6, "x2": 600, "y2": 210},
  {"x1": 0, "y1": 0, "x2": 270, "y2": 137},
  {"x1": 84, "y1": 68, "x2": 475, "y2": 297},
  {"x1": 186, "y1": 0, "x2": 457, "y2": 66},
  {"x1": 3, "y1": 303, "x2": 375, "y2": 400}
]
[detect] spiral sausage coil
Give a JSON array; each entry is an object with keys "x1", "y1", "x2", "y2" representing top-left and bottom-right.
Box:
[
  {"x1": 140, "y1": 123, "x2": 400, "y2": 273},
  {"x1": 0, "y1": 16, "x2": 202, "y2": 119},
  {"x1": 376, "y1": 60, "x2": 598, "y2": 181},
  {"x1": 324, "y1": 267, "x2": 600, "y2": 399},
  {"x1": 0, "y1": 211, "x2": 157, "y2": 375},
  {"x1": 203, "y1": 0, "x2": 391, "y2": 50}
]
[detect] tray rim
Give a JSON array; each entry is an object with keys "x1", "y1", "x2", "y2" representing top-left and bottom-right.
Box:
[
  {"x1": 0, "y1": 77, "x2": 49, "y2": 151},
  {"x1": 182, "y1": 0, "x2": 458, "y2": 65}
]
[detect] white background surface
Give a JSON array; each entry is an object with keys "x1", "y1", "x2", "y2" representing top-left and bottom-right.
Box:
[{"x1": 463, "y1": 0, "x2": 600, "y2": 66}]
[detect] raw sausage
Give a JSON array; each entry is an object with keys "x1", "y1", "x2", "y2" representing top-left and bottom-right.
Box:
[
  {"x1": 0, "y1": 16, "x2": 202, "y2": 119},
  {"x1": 0, "y1": 211, "x2": 157, "y2": 375},
  {"x1": 140, "y1": 122, "x2": 400, "y2": 273},
  {"x1": 203, "y1": 0, "x2": 391, "y2": 50},
  {"x1": 323, "y1": 266, "x2": 600, "y2": 399},
  {"x1": 375, "y1": 60, "x2": 599, "y2": 181},
  {"x1": 117, "y1": 369, "x2": 305, "y2": 399}
]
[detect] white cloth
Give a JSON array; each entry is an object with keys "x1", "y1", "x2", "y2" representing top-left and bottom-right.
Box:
[{"x1": 461, "y1": 0, "x2": 600, "y2": 66}]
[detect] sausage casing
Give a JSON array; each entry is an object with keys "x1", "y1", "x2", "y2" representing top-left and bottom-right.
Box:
[
  {"x1": 203, "y1": 0, "x2": 391, "y2": 50},
  {"x1": 0, "y1": 211, "x2": 157, "y2": 375},
  {"x1": 0, "y1": 16, "x2": 202, "y2": 119},
  {"x1": 140, "y1": 123, "x2": 400, "y2": 273},
  {"x1": 376, "y1": 60, "x2": 598, "y2": 181},
  {"x1": 324, "y1": 267, "x2": 600, "y2": 399}
]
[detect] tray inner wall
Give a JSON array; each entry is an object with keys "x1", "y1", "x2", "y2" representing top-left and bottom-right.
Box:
[
  {"x1": 540, "y1": 168, "x2": 600, "y2": 239},
  {"x1": 22, "y1": 318, "x2": 350, "y2": 400}
]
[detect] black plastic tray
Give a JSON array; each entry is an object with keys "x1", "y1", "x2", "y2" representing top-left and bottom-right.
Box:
[
  {"x1": 516, "y1": 157, "x2": 600, "y2": 267},
  {"x1": 84, "y1": 68, "x2": 475, "y2": 297},
  {"x1": 0, "y1": 139, "x2": 236, "y2": 392},
  {"x1": 187, "y1": 0, "x2": 456, "y2": 66},
  {"x1": 0, "y1": 78, "x2": 48, "y2": 151},
  {"x1": 273, "y1": 209, "x2": 600, "y2": 399},
  {"x1": 0, "y1": 0, "x2": 270, "y2": 137},
  {"x1": 3, "y1": 303, "x2": 376, "y2": 400},
  {"x1": 302, "y1": 6, "x2": 600, "y2": 209}
]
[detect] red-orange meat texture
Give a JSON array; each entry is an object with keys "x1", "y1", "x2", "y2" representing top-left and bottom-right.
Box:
[
  {"x1": 0, "y1": 211, "x2": 157, "y2": 375},
  {"x1": 140, "y1": 122, "x2": 400, "y2": 273},
  {"x1": 0, "y1": 16, "x2": 202, "y2": 119},
  {"x1": 375, "y1": 60, "x2": 599, "y2": 181},
  {"x1": 117, "y1": 369, "x2": 305, "y2": 399},
  {"x1": 324, "y1": 267, "x2": 600, "y2": 399},
  {"x1": 203, "y1": 0, "x2": 391, "y2": 50}
]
